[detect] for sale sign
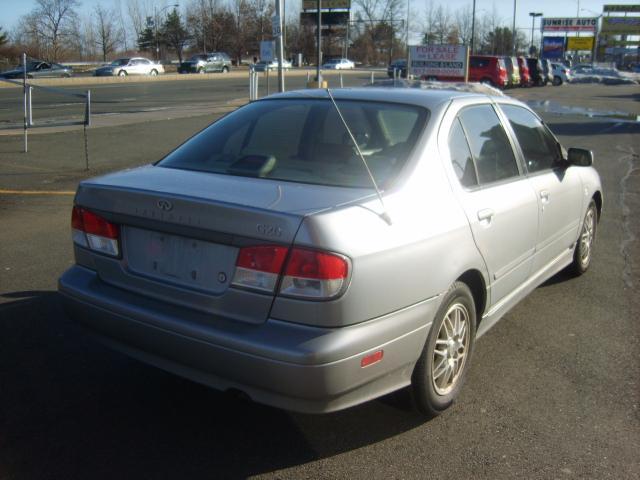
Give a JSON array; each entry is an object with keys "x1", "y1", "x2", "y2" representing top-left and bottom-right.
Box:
[{"x1": 409, "y1": 45, "x2": 469, "y2": 80}]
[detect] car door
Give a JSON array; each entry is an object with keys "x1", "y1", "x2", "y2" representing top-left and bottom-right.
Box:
[
  {"x1": 35, "y1": 62, "x2": 52, "y2": 78},
  {"x1": 445, "y1": 103, "x2": 539, "y2": 306},
  {"x1": 499, "y1": 104, "x2": 583, "y2": 275}
]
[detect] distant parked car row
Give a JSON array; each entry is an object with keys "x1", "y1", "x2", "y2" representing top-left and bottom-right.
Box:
[{"x1": 388, "y1": 55, "x2": 573, "y2": 88}]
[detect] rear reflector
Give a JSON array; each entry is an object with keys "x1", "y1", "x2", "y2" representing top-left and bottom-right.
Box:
[
  {"x1": 361, "y1": 350, "x2": 384, "y2": 368},
  {"x1": 71, "y1": 206, "x2": 120, "y2": 257},
  {"x1": 279, "y1": 248, "x2": 348, "y2": 299},
  {"x1": 231, "y1": 245, "x2": 288, "y2": 292}
]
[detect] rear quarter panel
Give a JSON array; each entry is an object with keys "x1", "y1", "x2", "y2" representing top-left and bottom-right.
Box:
[{"x1": 271, "y1": 109, "x2": 488, "y2": 328}]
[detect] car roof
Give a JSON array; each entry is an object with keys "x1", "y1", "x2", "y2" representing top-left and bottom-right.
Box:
[{"x1": 264, "y1": 87, "x2": 501, "y2": 110}]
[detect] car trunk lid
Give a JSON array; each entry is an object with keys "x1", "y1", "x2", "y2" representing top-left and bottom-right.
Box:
[{"x1": 74, "y1": 165, "x2": 373, "y2": 323}]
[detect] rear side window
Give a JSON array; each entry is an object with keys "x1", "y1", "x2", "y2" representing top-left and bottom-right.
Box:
[
  {"x1": 500, "y1": 105, "x2": 562, "y2": 172},
  {"x1": 458, "y1": 105, "x2": 520, "y2": 185},
  {"x1": 448, "y1": 119, "x2": 477, "y2": 188},
  {"x1": 158, "y1": 99, "x2": 428, "y2": 188}
]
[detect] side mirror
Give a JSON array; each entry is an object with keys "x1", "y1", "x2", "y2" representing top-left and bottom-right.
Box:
[{"x1": 567, "y1": 147, "x2": 593, "y2": 167}]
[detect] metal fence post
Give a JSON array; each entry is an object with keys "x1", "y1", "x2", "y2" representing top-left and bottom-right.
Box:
[
  {"x1": 306, "y1": 71, "x2": 310, "y2": 83},
  {"x1": 84, "y1": 90, "x2": 91, "y2": 126},
  {"x1": 339, "y1": 72, "x2": 343, "y2": 88},
  {"x1": 371, "y1": 71, "x2": 374, "y2": 84},
  {"x1": 23, "y1": 52, "x2": 27, "y2": 153},
  {"x1": 249, "y1": 68, "x2": 253, "y2": 101},
  {"x1": 27, "y1": 86, "x2": 33, "y2": 126}
]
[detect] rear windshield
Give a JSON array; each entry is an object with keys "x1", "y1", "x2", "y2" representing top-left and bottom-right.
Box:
[{"x1": 158, "y1": 98, "x2": 428, "y2": 188}]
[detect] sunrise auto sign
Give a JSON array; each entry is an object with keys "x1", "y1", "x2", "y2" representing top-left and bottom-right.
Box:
[
  {"x1": 542, "y1": 17, "x2": 598, "y2": 32},
  {"x1": 409, "y1": 45, "x2": 469, "y2": 81}
]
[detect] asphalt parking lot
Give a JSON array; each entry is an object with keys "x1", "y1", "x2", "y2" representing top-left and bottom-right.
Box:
[{"x1": 0, "y1": 80, "x2": 638, "y2": 479}]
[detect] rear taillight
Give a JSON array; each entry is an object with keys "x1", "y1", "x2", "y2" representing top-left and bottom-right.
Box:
[
  {"x1": 232, "y1": 245, "x2": 289, "y2": 292},
  {"x1": 71, "y1": 206, "x2": 120, "y2": 257},
  {"x1": 232, "y1": 245, "x2": 349, "y2": 299},
  {"x1": 280, "y1": 248, "x2": 349, "y2": 299}
]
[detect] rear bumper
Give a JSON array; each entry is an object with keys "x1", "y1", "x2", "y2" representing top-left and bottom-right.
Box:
[{"x1": 58, "y1": 265, "x2": 436, "y2": 413}]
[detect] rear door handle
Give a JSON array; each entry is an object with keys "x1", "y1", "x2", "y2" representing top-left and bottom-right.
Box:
[
  {"x1": 477, "y1": 208, "x2": 495, "y2": 222},
  {"x1": 540, "y1": 190, "x2": 550, "y2": 203}
]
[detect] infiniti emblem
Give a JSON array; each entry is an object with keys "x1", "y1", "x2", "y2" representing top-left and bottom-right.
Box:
[{"x1": 157, "y1": 199, "x2": 173, "y2": 211}]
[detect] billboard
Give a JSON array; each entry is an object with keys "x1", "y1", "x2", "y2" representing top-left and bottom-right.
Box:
[
  {"x1": 300, "y1": 11, "x2": 349, "y2": 26},
  {"x1": 567, "y1": 37, "x2": 595, "y2": 51},
  {"x1": 601, "y1": 17, "x2": 640, "y2": 34},
  {"x1": 302, "y1": 0, "x2": 350, "y2": 10},
  {"x1": 542, "y1": 37, "x2": 565, "y2": 59},
  {"x1": 603, "y1": 5, "x2": 640, "y2": 13},
  {"x1": 409, "y1": 45, "x2": 468, "y2": 80},
  {"x1": 542, "y1": 17, "x2": 598, "y2": 32}
]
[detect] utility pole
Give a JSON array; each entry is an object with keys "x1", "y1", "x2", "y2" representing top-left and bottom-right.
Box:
[{"x1": 471, "y1": 0, "x2": 476, "y2": 54}]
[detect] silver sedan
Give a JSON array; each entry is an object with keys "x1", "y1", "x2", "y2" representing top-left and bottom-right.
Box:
[{"x1": 59, "y1": 87, "x2": 602, "y2": 415}]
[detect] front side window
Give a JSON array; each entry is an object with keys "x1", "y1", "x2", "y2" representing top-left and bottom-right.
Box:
[
  {"x1": 158, "y1": 99, "x2": 428, "y2": 188},
  {"x1": 500, "y1": 104, "x2": 562, "y2": 173},
  {"x1": 458, "y1": 105, "x2": 520, "y2": 185}
]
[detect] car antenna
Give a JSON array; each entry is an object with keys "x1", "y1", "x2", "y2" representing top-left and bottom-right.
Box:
[{"x1": 325, "y1": 88, "x2": 392, "y2": 225}]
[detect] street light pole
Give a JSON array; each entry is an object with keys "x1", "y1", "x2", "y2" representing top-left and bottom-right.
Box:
[
  {"x1": 529, "y1": 12, "x2": 542, "y2": 55},
  {"x1": 316, "y1": 0, "x2": 322, "y2": 85},
  {"x1": 512, "y1": 0, "x2": 517, "y2": 56}
]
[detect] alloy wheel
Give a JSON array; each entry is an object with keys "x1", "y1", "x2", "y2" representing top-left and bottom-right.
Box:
[{"x1": 432, "y1": 303, "x2": 470, "y2": 395}]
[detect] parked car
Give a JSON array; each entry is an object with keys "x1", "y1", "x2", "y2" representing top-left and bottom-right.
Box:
[
  {"x1": 550, "y1": 62, "x2": 572, "y2": 85},
  {"x1": 526, "y1": 57, "x2": 546, "y2": 86},
  {"x1": 468, "y1": 55, "x2": 509, "y2": 88},
  {"x1": 322, "y1": 58, "x2": 355, "y2": 70},
  {"x1": 517, "y1": 56, "x2": 531, "y2": 86},
  {"x1": 0, "y1": 60, "x2": 72, "y2": 79},
  {"x1": 540, "y1": 59, "x2": 554, "y2": 85},
  {"x1": 253, "y1": 59, "x2": 292, "y2": 72},
  {"x1": 503, "y1": 56, "x2": 521, "y2": 88},
  {"x1": 59, "y1": 87, "x2": 602, "y2": 416},
  {"x1": 387, "y1": 59, "x2": 407, "y2": 78},
  {"x1": 94, "y1": 58, "x2": 164, "y2": 77},
  {"x1": 178, "y1": 53, "x2": 232, "y2": 74}
]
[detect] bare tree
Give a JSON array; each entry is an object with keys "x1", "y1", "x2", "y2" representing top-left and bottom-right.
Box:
[
  {"x1": 32, "y1": 0, "x2": 80, "y2": 61},
  {"x1": 454, "y1": 4, "x2": 473, "y2": 47},
  {"x1": 433, "y1": 5, "x2": 451, "y2": 44},
  {"x1": 94, "y1": 4, "x2": 122, "y2": 62},
  {"x1": 422, "y1": 0, "x2": 438, "y2": 44}
]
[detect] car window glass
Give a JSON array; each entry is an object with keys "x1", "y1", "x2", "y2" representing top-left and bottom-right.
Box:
[
  {"x1": 500, "y1": 104, "x2": 562, "y2": 172},
  {"x1": 158, "y1": 99, "x2": 428, "y2": 188},
  {"x1": 244, "y1": 103, "x2": 307, "y2": 161},
  {"x1": 458, "y1": 105, "x2": 519, "y2": 184},
  {"x1": 378, "y1": 108, "x2": 419, "y2": 146},
  {"x1": 448, "y1": 118, "x2": 478, "y2": 188}
]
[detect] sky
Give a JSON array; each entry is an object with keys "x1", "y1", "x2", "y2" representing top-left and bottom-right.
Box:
[{"x1": 1, "y1": 0, "x2": 638, "y2": 38}]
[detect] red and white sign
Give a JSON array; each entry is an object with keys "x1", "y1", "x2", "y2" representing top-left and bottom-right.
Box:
[{"x1": 409, "y1": 45, "x2": 468, "y2": 79}]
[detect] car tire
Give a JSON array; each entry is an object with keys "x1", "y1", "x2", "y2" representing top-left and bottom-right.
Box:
[
  {"x1": 553, "y1": 76, "x2": 562, "y2": 86},
  {"x1": 571, "y1": 200, "x2": 597, "y2": 276},
  {"x1": 198, "y1": 68, "x2": 205, "y2": 74},
  {"x1": 222, "y1": 66, "x2": 229, "y2": 73},
  {"x1": 150, "y1": 69, "x2": 158, "y2": 76},
  {"x1": 480, "y1": 77, "x2": 493, "y2": 86},
  {"x1": 118, "y1": 70, "x2": 127, "y2": 77},
  {"x1": 411, "y1": 281, "x2": 476, "y2": 417}
]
